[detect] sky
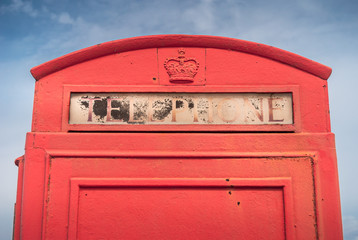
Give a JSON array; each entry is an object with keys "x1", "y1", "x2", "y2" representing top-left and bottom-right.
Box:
[{"x1": 0, "y1": 0, "x2": 357, "y2": 239}]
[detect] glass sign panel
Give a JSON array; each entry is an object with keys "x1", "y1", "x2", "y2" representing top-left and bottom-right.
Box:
[{"x1": 69, "y1": 93, "x2": 293, "y2": 125}]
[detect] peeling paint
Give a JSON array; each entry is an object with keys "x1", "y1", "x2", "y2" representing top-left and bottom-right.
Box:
[{"x1": 69, "y1": 93, "x2": 293, "y2": 125}]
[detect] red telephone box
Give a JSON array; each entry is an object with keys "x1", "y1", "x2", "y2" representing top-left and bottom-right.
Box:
[{"x1": 14, "y1": 35, "x2": 342, "y2": 240}]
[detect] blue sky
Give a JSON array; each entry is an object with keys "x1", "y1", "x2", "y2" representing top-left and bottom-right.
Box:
[{"x1": 1, "y1": 0, "x2": 357, "y2": 239}]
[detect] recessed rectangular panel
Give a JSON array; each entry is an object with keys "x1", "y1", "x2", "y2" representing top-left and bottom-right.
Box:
[
  {"x1": 69, "y1": 92, "x2": 293, "y2": 125},
  {"x1": 75, "y1": 185, "x2": 285, "y2": 240},
  {"x1": 45, "y1": 156, "x2": 316, "y2": 240}
]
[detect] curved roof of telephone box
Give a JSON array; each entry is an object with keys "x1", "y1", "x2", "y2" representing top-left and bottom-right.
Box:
[{"x1": 30, "y1": 34, "x2": 332, "y2": 80}]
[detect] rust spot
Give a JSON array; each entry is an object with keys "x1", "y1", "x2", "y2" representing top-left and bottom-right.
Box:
[
  {"x1": 309, "y1": 157, "x2": 319, "y2": 239},
  {"x1": 176, "y1": 100, "x2": 184, "y2": 108},
  {"x1": 132, "y1": 102, "x2": 148, "y2": 122},
  {"x1": 152, "y1": 99, "x2": 172, "y2": 120},
  {"x1": 93, "y1": 98, "x2": 107, "y2": 119},
  {"x1": 110, "y1": 99, "x2": 130, "y2": 122},
  {"x1": 80, "y1": 101, "x2": 89, "y2": 108}
]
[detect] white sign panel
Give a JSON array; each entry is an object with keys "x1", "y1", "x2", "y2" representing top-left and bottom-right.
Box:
[{"x1": 69, "y1": 93, "x2": 293, "y2": 125}]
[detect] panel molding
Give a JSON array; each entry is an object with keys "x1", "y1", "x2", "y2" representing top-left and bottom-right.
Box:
[{"x1": 68, "y1": 177, "x2": 294, "y2": 240}]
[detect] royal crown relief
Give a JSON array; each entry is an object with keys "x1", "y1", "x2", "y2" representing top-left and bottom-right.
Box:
[
  {"x1": 68, "y1": 48, "x2": 293, "y2": 125},
  {"x1": 164, "y1": 48, "x2": 199, "y2": 83}
]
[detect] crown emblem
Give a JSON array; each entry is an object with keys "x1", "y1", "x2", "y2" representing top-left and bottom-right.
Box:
[{"x1": 164, "y1": 48, "x2": 199, "y2": 83}]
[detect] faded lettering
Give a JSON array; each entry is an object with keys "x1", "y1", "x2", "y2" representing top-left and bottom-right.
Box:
[{"x1": 70, "y1": 93, "x2": 293, "y2": 125}]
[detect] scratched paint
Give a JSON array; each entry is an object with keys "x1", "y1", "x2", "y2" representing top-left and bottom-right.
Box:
[{"x1": 69, "y1": 93, "x2": 293, "y2": 125}]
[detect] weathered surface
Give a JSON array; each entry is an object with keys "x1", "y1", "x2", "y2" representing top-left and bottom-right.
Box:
[
  {"x1": 13, "y1": 35, "x2": 342, "y2": 240},
  {"x1": 70, "y1": 93, "x2": 293, "y2": 125}
]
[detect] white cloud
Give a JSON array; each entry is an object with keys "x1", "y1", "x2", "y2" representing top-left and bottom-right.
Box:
[
  {"x1": 0, "y1": 0, "x2": 38, "y2": 17},
  {"x1": 183, "y1": 0, "x2": 216, "y2": 32},
  {"x1": 52, "y1": 12, "x2": 75, "y2": 25}
]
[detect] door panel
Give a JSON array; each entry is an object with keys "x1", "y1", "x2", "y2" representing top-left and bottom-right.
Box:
[{"x1": 44, "y1": 157, "x2": 316, "y2": 240}]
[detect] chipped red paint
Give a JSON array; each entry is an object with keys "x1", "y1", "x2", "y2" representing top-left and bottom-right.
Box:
[
  {"x1": 14, "y1": 35, "x2": 342, "y2": 240},
  {"x1": 30, "y1": 35, "x2": 332, "y2": 81}
]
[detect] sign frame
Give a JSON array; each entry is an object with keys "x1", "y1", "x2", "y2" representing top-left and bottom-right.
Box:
[{"x1": 62, "y1": 85, "x2": 301, "y2": 132}]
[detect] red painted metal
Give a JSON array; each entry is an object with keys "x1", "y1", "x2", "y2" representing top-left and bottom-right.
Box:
[
  {"x1": 13, "y1": 156, "x2": 24, "y2": 240},
  {"x1": 14, "y1": 35, "x2": 342, "y2": 240}
]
